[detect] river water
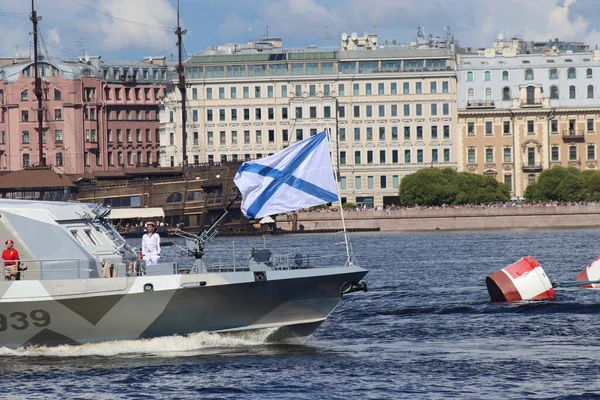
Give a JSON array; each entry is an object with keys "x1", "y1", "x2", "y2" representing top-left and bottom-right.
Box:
[{"x1": 1, "y1": 229, "x2": 600, "y2": 399}]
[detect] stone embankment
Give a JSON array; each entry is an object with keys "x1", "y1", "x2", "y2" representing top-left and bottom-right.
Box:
[{"x1": 275, "y1": 205, "x2": 600, "y2": 232}]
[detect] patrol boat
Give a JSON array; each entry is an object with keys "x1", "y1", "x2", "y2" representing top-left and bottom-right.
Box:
[{"x1": 0, "y1": 131, "x2": 367, "y2": 349}]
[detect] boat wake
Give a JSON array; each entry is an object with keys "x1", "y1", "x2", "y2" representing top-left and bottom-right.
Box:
[{"x1": 0, "y1": 328, "x2": 280, "y2": 358}]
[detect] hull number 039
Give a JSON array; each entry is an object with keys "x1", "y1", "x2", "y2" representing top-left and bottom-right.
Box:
[{"x1": 0, "y1": 310, "x2": 51, "y2": 331}]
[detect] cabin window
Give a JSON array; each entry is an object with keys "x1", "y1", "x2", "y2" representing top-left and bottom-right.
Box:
[
  {"x1": 84, "y1": 229, "x2": 100, "y2": 245},
  {"x1": 186, "y1": 192, "x2": 203, "y2": 201},
  {"x1": 166, "y1": 192, "x2": 183, "y2": 203},
  {"x1": 70, "y1": 230, "x2": 88, "y2": 246}
]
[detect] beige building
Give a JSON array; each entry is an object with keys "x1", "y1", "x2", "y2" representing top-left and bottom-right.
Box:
[
  {"x1": 161, "y1": 29, "x2": 458, "y2": 207},
  {"x1": 457, "y1": 38, "x2": 600, "y2": 197}
]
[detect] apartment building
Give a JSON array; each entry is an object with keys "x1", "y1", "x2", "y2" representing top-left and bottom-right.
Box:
[
  {"x1": 0, "y1": 56, "x2": 169, "y2": 174},
  {"x1": 161, "y1": 29, "x2": 457, "y2": 207},
  {"x1": 457, "y1": 37, "x2": 600, "y2": 197}
]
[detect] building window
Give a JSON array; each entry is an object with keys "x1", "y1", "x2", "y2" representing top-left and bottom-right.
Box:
[
  {"x1": 484, "y1": 71, "x2": 491, "y2": 81},
  {"x1": 550, "y1": 85, "x2": 559, "y2": 99},
  {"x1": 430, "y1": 104, "x2": 437, "y2": 116},
  {"x1": 380, "y1": 175, "x2": 387, "y2": 189},
  {"x1": 416, "y1": 126, "x2": 423, "y2": 140},
  {"x1": 588, "y1": 119, "x2": 595, "y2": 132},
  {"x1": 355, "y1": 176, "x2": 361, "y2": 190},
  {"x1": 431, "y1": 149, "x2": 438, "y2": 163},
  {"x1": 551, "y1": 120, "x2": 558, "y2": 133},
  {"x1": 568, "y1": 67, "x2": 576, "y2": 79},
  {"x1": 403, "y1": 127, "x2": 410, "y2": 140},
  {"x1": 431, "y1": 126, "x2": 438, "y2": 139},
  {"x1": 55, "y1": 130, "x2": 63, "y2": 143},
  {"x1": 588, "y1": 144, "x2": 596, "y2": 160},
  {"x1": 443, "y1": 148, "x2": 450, "y2": 162},
  {"x1": 403, "y1": 82, "x2": 409, "y2": 94},
  {"x1": 430, "y1": 81, "x2": 437, "y2": 93},
  {"x1": 379, "y1": 149, "x2": 386, "y2": 164},
  {"x1": 503, "y1": 147, "x2": 511, "y2": 162},
  {"x1": 378, "y1": 83, "x2": 384, "y2": 95},
  {"x1": 404, "y1": 149, "x2": 411, "y2": 163},
  {"x1": 206, "y1": 88, "x2": 212, "y2": 99},
  {"x1": 569, "y1": 85, "x2": 576, "y2": 99},
  {"x1": 485, "y1": 148, "x2": 494, "y2": 163},
  {"x1": 393, "y1": 175, "x2": 399, "y2": 189},
  {"x1": 415, "y1": 82, "x2": 422, "y2": 94},
  {"x1": 442, "y1": 81, "x2": 449, "y2": 93},
  {"x1": 549, "y1": 68, "x2": 558, "y2": 79},
  {"x1": 527, "y1": 120, "x2": 535, "y2": 134},
  {"x1": 485, "y1": 121, "x2": 492, "y2": 136},
  {"x1": 416, "y1": 149, "x2": 423, "y2": 163},
  {"x1": 21, "y1": 90, "x2": 28, "y2": 101},
  {"x1": 416, "y1": 104, "x2": 422, "y2": 116},
  {"x1": 525, "y1": 69, "x2": 534, "y2": 80},
  {"x1": 443, "y1": 125, "x2": 450, "y2": 139},
  {"x1": 466, "y1": 71, "x2": 473, "y2": 82},
  {"x1": 504, "y1": 175, "x2": 512, "y2": 192},
  {"x1": 467, "y1": 148, "x2": 475, "y2": 164},
  {"x1": 502, "y1": 87, "x2": 510, "y2": 101},
  {"x1": 587, "y1": 68, "x2": 593, "y2": 79},
  {"x1": 54, "y1": 88, "x2": 61, "y2": 100},
  {"x1": 502, "y1": 70, "x2": 509, "y2": 81},
  {"x1": 569, "y1": 145, "x2": 577, "y2": 161},
  {"x1": 338, "y1": 84, "x2": 345, "y2": 96},
  {"x1": 588, "y1": 85, "x2": 594, "y2": 98},
  {"x1": 340, "y1": 177, "x2": 347, "y2": 190},
  {"x1": 551, "y1": 146, "x2": 559, "y2": 161},
  {"x1": 22, "y1": 153, "x2": 30, "y2": 167},
  {"x1": 391, "y1": 83, "x2": 397, "y2": 94},
  {"x1": 22, "y1": 131, "x2": 29, "y2": 144},
  {"x1": 467, "y1": 88, "x2": 474, "y2": 103},
  {"x1": 467, "y1": 122, "x2": 475, "y2": 136},
  {"x1": 485, "y1": 88, "x2": 492, "y2": 101}
]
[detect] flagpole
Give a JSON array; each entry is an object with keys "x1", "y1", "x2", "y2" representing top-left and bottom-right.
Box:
[{"x1": 326, "y1": 127, "x2": 353, "y2": 265}]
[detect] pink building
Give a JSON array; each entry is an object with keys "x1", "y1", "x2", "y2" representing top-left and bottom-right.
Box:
[{"x1": 0, "y1": 56, "x2": 169, "y2": 173}]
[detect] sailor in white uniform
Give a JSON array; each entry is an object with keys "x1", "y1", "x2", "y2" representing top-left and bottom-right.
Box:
[{"x1": 141, "y1": 221, "x2": 161, "y2": 265}]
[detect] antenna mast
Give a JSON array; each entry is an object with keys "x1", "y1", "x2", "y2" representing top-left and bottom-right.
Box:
[
  {"x1": 31, "y1": 0, "x2": 44, "y2": 167},
  {"x1": 175, "y1": 0, "x2": 188, "y2": 168}
]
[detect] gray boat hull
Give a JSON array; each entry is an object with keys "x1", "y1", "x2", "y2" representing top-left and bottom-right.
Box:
[{"x1": 0, "y1": 266, "x2": 367, "y2": 349}]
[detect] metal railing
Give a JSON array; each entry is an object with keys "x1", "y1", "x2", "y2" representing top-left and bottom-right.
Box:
[{"x1": 1, "y1": 258, "x2": 90, "y2": 280}]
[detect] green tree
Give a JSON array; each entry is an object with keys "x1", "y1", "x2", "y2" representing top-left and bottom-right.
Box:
[
  {"x1": 399, "y1": 168, "x2": 458, "y2": 206},
  {"x1": 399, "y1": 168, "x2": 509, "y2": 206},
  {"x1": 582, "y1": 170, "x2": 600, "y2": 201},
  {"x1": 524, "y1": 166, "x2": 587, "y2": 202}
]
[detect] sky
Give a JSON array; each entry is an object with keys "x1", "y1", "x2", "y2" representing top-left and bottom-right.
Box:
[{"x1": 1, "y1": 0, "x2": 600, "y2": 61}]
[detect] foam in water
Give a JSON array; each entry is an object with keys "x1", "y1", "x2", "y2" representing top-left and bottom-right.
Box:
[{"x1": 0, "y1": 328, "x2": 279, "y2": 358}]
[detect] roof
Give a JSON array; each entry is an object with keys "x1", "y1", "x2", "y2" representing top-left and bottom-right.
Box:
[
  {"x1": 108, "y1": 207, "x2": 164, "y2": 220},
  {"x1": 0, "y1": 168, "x2": 75, "y2": 189}
]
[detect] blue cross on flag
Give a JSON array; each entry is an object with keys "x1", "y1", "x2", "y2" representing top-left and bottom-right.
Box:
[{"x1": 233, "y1": 130, "x2": 338, "y2": 220}]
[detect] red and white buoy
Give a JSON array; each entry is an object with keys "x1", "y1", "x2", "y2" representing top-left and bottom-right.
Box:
[
  {"x1": 486, "y1": 256, "x2": 556, "y2": 302},
  {"x1": 575, "y1": 255, "x2": 600, "y2": 289}
]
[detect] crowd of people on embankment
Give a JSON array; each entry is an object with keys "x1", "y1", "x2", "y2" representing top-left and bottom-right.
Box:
[{"x1": 300, "y1": 201, "x2": 600, "y2": 213}]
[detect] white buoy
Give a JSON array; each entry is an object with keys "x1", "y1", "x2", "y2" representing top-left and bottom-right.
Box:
[{"x1": 486, "y1": 256, "x2": 556, "y2": 302}]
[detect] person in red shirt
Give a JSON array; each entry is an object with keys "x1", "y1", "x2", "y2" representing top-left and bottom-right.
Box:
[{"x1": 2, "y1": 240, "x2": 20, "y2": 281}]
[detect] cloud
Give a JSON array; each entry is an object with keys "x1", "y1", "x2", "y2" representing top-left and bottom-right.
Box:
[
  {"x1": 4, "y1": 0, "x2": 600, "y2": 59},
  {"x1": 47, "y1": 28, "x2": 61, "y2": 47}
]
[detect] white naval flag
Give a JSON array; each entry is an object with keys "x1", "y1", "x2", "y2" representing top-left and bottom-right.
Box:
[{"x1": 233, "y1": 130, "x2": 338, "y2": 220}]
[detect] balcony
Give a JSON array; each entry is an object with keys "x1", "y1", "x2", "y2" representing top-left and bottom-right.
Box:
[
  {"x1": 520, "y1": 98, "x2": 543, "y2": 108},
  {"x1": 522, "y1": 163, "x2": 543, "y2": 173},
  {"x1": 562, "y1": 129, "x2": 585, "y2": 142},
  {"x1": 466, "y1": 100, "x2": 495, "y2": 109}
]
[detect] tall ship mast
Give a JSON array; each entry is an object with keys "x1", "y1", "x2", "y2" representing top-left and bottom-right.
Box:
[{"x1": 31, "y1": 0, "x2": 45, "y2": 167}]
